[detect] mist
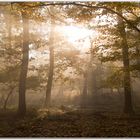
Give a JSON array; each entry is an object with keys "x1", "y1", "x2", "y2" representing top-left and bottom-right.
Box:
[{"x1": 0, "y1": 2, "x2": 140, "y2": 137}]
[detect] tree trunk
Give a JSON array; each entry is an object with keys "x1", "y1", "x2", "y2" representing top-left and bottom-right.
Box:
[
  {"x1": 7, "y1": 7, "x2": 11, "y2": 47},
  {"x1": 117, "y1": 9, "x2": 134, "y2": 114},
  {"x1": 45, "y1": 47, "x2": 54, "y2": 107},
  {"x1": 18, "y1": 12, "x2": 29, "y2": 116},
  {"x1": 0, "y1": 94, "x2": 5, "y2": 108},
  {"x1": 45, "y1": 17, "x2": 55, "y2": 107},
  {"x1": 136, "y1": 46, "x2": 140, "y2": 66},
  {"x1": 3, "y1": 86, "x2": 15, "y2": 110},
  {"x1": 81, "y1": 71, "x2": 88, "y2": 108}
]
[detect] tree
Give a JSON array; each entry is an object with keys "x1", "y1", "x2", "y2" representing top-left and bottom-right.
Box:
[
  {"x1": 117, "y1": 9, "x2": 134, "y2": 114},
  {"x1": 15, "y1": 2, "x2": 46, "y2": 115},
  {"x1": 0, "y1": 3, "x2": 21, "y2": 110},
  {"x1": 80, "y1": 70, "x2": 88, "y2": 108},
  {"x1": 45, "y1": 7, "x2": 55, "y2": 107},
  {"x1": 94, "y1": 4, "x2": 137, "y2": 114},
  {"x1": 18, "y1": 11, "x2": 29, "y2": 116}
]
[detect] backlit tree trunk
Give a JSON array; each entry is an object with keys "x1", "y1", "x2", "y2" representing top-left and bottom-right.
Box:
[
  {"x1": 81, "y1": 71, "x2": 88, "y2": 108},
  {"x1": 45, "y1": 16, "x2": 55, "y2": 107},
  {"x1": 18, "y1": 12, "x2": 29, "y2": 116}
]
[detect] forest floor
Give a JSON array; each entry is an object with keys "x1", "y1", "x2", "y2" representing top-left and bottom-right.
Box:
[{"x1": 0, "y1": 106, "x2": 140, "y2": 137}]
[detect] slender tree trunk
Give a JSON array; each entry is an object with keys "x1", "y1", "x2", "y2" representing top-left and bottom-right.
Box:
[
  {"x1": 117, "y1": 9, "x2": 134, "y2": 114},
  {"x1": 88, "y1": 41, "x2": 97, "y2": 95},
  {"x1": 18, "y1": 12, "x2": 29, "y2": 116},
  {"x1": 81, "y1": 72, "x2": 88, "y2": 108},
  {"x1": 0, "y1": 94, "x2": 5, "y2": 108},
  {"x1": 136, "y1": 46, "x2": 140, "y2": 66},
  {"x1": 3, "y1": 86, "x2": 15, "y2": 110},
  {"x1": 45, "y1": 47, "x2": 54, "y2": 107},
  {"x1": 7, "y1": 8, "x2": 11, "y2": 47},
  {"x1": 45, "y1": 17, "x2": 55, "y2": 107}
]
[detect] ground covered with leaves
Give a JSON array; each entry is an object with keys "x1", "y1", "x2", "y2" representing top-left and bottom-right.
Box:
[{"x1": 0, "y1": 107, "x2": 140, "y2": 137}]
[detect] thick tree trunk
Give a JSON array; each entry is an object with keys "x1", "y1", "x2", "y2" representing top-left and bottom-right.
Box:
[
  {"x1": 18, "y1": 13, "x2": 29, "y2": 116},
  {"x1": 45, "y1": 17, "x2": 55, "y2": 107},
  {"x1": 118, "y1": 10, "x2": 134, "y2": 114},
  {"x1": 3, "y1": 86, "x2": 15, "y2": 110}
]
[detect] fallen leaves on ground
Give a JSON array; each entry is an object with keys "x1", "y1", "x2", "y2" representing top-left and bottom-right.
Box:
[{"x1": 0, "y1": 108, "x2": 140, "y2": 137}]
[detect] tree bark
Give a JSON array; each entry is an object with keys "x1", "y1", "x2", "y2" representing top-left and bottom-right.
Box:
[
  {"x1": 45, "y1": 16, "x2": 55, "y2": 107},
  {"x1": 117, "y1": 9, "x2": 134, "y2": 114},
  {"x1": 18, "y1": 12, "x2": 29, "y2": 116}
]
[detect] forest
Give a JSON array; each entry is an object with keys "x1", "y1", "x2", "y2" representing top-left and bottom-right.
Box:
[{"x1": 0, "y1": 1, "x2": 140, "y2": 137}]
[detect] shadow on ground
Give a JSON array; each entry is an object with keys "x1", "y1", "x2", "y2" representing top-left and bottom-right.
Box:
[{"x1": 0, "y1": 107, "x2": 140, "y2": 137}]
